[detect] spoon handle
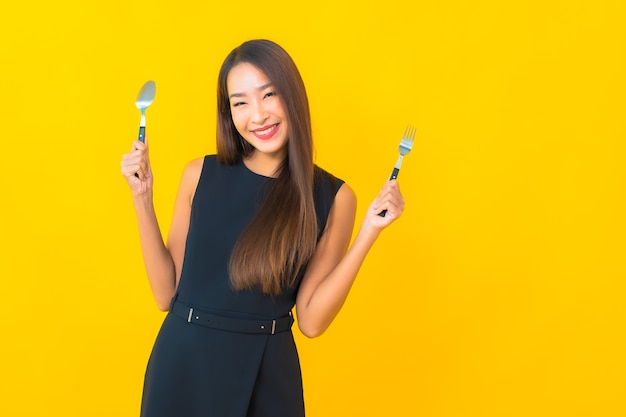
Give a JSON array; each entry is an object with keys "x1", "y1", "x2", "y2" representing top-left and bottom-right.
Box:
[
  {"x1": 134, "y1": 126, "x2": 146, "y2": 177},
  {"x1": 138, "y1": 126, "x2": 146, "y2": 143}
]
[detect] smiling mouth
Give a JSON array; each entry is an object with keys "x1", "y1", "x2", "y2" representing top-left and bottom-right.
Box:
[{"x1": 252, "y1": 124, "x2": 279, "y2": 137}]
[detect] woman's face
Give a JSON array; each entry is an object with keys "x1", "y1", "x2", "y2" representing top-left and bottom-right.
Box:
[{"x1": 227, "y1": 62, "x2": 289, "y2": 162}]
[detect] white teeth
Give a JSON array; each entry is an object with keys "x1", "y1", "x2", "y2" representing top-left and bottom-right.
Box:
[{"x1": 256, "y1": 125, "x2": 276, "y2": 135}]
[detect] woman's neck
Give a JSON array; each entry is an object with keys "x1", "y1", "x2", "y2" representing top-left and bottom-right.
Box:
[{"x1": 242, "y1": 151, "x2": 285, "y2": 178}]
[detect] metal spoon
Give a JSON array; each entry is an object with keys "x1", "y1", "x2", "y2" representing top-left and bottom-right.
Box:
[{"x1": 135, "y1": 80, "x2": 156, "y2": 143}]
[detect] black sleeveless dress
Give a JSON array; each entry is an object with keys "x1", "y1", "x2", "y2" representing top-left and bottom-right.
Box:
[{"x1": 140, "y1": 155, "x2": 344, "y2": 417}]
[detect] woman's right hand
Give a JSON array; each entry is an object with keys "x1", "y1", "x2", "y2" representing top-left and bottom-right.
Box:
[{"x1": 121, "y1": 139, "x2": 153, "y2": 198}]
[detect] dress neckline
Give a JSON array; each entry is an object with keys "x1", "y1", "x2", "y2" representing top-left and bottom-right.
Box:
[{"x1": 240, "y1": 158, "x2": 278, "y2": 179}]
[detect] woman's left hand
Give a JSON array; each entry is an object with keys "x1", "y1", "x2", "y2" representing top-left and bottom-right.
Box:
[{"x1": 364, "y1": 180, "x2": 405, "y2": 231}]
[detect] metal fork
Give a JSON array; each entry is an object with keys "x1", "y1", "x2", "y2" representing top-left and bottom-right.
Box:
[{"x1": 379, "y1": 125, "x2": 416, "y2": 217}]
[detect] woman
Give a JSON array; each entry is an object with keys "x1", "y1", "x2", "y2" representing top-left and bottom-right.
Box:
[{"x1": 121, "y1": 39, "x2": 404, "y2": 417}]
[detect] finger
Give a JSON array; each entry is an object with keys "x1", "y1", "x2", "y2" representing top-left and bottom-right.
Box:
[
  {"x1": 121, "y1": 151, "x2": 140, "y2": 163},
  {"x1": 129, "y1": 139, "x2": 148, "y2": 153},
  {"x1": 121, "y1": 163, "x2": 141, "y2": 178},
  {"x1": 382, "y1": 179, "x2": 400, "y2": 193},
  {"x1": 381, "y1": 181, "x2": 404, "y2": 204},
  {"x1": 376, "y1": 200, "x2": 402, "y2": 220},
  {"x1": 134, "y1": 139, "x2": 148, "y2": 151},
  {"x1": 375, "y1": 189, "x2": 398, "y2": 210},
  {"x1": 121, "y1": 154, "x2": 147, "y2": 173},
  {"x1": 121, "y1": 154, "x2": 145, "y2": 171},
  {"x1": 373, "y1": 192, "x2": 404, "y2": 217},
  {"x1": 122, "y1": 145, "x2": 150, "y2": 166}
]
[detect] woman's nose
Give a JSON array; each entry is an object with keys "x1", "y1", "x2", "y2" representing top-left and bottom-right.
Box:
[{"x1": 251, "y1": 101, "x2": 269, "y2": 124}]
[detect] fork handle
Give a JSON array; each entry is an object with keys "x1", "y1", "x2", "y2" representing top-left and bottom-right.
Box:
[{"x1": 378, "y1": 168, "x2": 400, "y2": 217}]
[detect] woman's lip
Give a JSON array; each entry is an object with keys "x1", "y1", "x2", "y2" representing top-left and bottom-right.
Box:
[{"x1": 251, "y1": 123, "x2": 279, "y2": 140}]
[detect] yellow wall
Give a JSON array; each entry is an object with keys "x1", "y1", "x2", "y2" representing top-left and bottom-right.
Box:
[{"x1": 1, "y1": 1, "x2": 625, "y2": 416}]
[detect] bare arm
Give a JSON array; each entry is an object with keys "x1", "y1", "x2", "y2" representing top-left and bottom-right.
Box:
[
  {"x1": 296, "y1": 180, "x2": 405, "y2": 337},
  {"x1": 121, "y1": 139, "x2": 202, "y2": 310}
]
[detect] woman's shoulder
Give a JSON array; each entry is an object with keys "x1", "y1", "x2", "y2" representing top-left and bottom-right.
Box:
[
  {"x1": 312, "y1": 165, "x2": 356, "y2": 213},
  {"x1": 180, "y1": 155, "x2": 220, "y2": 191},
  {"x1": 312, "y1": 166, "x2": 356, "y2": 237},
  {"x1": 183, "y1": 156, "x2": 207, "y2": 176},
  {"x1": 314, "y1": 165, "x2": 345, "y2": 192},
  {"x1": 183, "y1": 155, "x2": 220, "y2": 173}
]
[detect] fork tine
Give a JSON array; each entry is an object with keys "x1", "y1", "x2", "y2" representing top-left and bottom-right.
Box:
[
  {"x1": 399, "y1": 125, "x2": 415, "y2": 153},
  {"x1": 403, "y1": 125, "x2": 411, "y2": 140},
  {"x1": 405, "y1": 125, "x2": 416, "y2": 142}
]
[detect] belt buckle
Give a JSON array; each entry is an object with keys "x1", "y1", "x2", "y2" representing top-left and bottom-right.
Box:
[{"x1": 271, "y1": 320, "x2": 276, "y2": 335}]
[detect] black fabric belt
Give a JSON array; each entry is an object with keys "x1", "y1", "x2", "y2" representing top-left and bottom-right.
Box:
[{"x1": 171, "y1": 300, "x2": 294, "y2": 335}]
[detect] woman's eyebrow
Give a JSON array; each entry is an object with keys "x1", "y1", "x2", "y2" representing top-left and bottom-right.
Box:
[{"x1": 229, "y1": 82, "x2": 274, "y2": 99}]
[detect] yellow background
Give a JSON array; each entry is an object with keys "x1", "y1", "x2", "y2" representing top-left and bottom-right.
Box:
[{"x1": 1, "y1": 1, "x2": 625, "y2": 416}]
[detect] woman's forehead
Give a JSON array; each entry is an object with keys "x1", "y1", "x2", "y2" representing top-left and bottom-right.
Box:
[{"x1": 227, "y1": 63, "x2": 271, "y2": 94}]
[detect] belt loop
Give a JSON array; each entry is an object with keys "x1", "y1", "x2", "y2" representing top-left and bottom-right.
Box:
[{"x1": 271, "y1": 320, "x2": 276, "y2": 335}]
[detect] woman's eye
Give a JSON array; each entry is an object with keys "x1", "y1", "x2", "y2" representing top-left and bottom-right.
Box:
[
  {"x1": 232, "y1": 101, "x2": 245, "y2": 107},
  {"x1": 264, "y1": 91, "x2": 276, "y2": 99}
]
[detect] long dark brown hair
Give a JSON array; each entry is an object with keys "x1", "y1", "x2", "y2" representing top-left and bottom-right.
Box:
[{"x1": 216, "y1": 39, "x2": 317, "y2": 295}]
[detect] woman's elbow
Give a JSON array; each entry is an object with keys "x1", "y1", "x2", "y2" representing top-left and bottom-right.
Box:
[
  {"x1": 297, "y1": 320, "x2": 328, "y2": 339},
  {"x1": 153, "y1": 286, "x2": 176, "y2": 311},
  {"x1": 155, "y1": 296, "x2": 172, "y2": 312},
  {"x1": 156, "y1": 303, "x2": 170, "y2": 312}
]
